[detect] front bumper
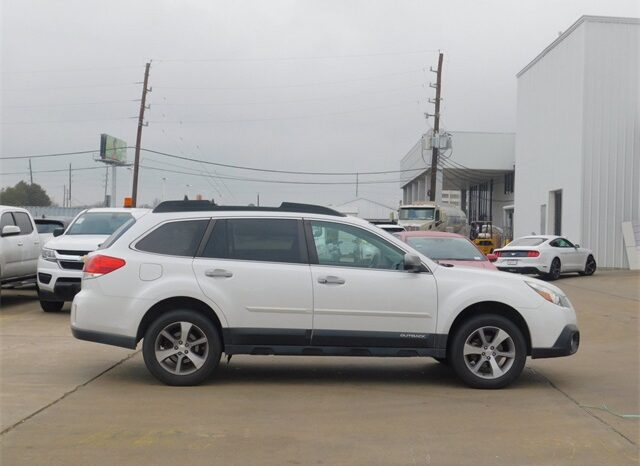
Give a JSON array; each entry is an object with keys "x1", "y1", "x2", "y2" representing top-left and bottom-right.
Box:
[
  {"x1": 531, "y1": 324, "x2": 580, "y2": 358},
  {"x1": 37, "y1": 257, "x2": 83, "y2": 302}
]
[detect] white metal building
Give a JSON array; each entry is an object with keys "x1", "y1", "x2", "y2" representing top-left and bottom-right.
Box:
[
  {"x1": 400, "y1": 131, "x2": 515, "y2": 233},
  {"x1": 514, "y1": 16, "x2": 639, "y2": 268}
]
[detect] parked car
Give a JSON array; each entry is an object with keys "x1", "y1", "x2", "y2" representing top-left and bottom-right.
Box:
[
  {"x1": 376, "y1": 224, "x2": 406, "y2": 234},
  {"x1": 494, "y1": 235, "x2": 596, "y2": 280},
  {"x1": 37, "y1": 207, "x2": 149, "y2": 311},
  {"x1": 71, "y1": 201, "x2": 580, "y2": 389},
  {"x1": 0, "y1": 206, "x2": 41, "y2": 286},
  {"x1": 395, "y1": 231, "x2": 498, "y2": 270},
  {"x1": 34, "y1": 217, "x2": 69, "y2": 246}
]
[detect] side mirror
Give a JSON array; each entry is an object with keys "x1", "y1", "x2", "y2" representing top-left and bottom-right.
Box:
[
  {"x1": 403, "y1": 253, "x2": 423, "y2": 273},
  {"x1": 1, "y1": 225, "x2": 21, "y2": 237},
  {"x1": 53, "y1": 227, "x2": 64, "y2": 237},
  {"x1": 574, "y1": 244, "x2": 580, "y2": 248},
  {"x1": 487, "y1": 253, "x2": 498, "y2": 262}
]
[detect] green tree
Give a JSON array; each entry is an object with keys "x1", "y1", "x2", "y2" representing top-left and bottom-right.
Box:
[{"x1": 0, "y1": 181, "x2": 52, "y2": 206}]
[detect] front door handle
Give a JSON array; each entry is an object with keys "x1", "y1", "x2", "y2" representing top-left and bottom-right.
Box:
[
  {"x1": 17, "y1": 241, "x2": 24, "y2": 246},
  {"x1": 205, "y1": 268, "x2": 233, "y2": 278},
  {"x1": 318, "y1": 275, "x2": 345, "y2": 285}
]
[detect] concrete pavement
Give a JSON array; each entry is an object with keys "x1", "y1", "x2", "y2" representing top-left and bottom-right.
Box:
[{"x1": 1, "y1": 271, "x2": 638, "y2": 465}]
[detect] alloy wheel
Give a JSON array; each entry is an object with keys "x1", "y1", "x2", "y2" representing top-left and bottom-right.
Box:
[
  {"x1": 154, "y1": 321, "x2": 209, "y2": 376},
  {"x1": 463, "y1": 326, "x2": 516, "y2": 379}
]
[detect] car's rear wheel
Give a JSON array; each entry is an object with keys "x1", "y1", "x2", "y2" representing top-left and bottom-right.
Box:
[
  {"x1": 546, "y1": 258, "x2": 561, "y2": 281},
  {"x1": 142, "y1": 310, "x2": 222, "y2": 386},
  {"x1": 40, "y1": 300, "x2": 64, "y2": 312},
  {"x1": 580, "y1": 255, "x2": 596, "y2": 276},
  {"x1": 450, "y1": 314, "x2": 526, "y2": 389}
]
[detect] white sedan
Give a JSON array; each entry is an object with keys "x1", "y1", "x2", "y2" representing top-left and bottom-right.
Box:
[{"x1": 494, "y1": 235, "x2": 596, "y2": 280}]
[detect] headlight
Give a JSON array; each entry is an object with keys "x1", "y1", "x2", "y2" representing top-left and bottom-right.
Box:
[
  {"x1": 526, "y1": 281, "x2": 571, "y2": 308},
  {"x1": 41, "y1": 248, "x2": 57, "y2": 262}
]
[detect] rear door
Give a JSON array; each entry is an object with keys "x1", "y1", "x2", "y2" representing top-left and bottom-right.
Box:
[
  {"x1": 1, "y1": 212, "x2": 22, "y2": 279},
  {"x1": 306, "y1": 219, "x2": 438, "y2": 349},
  {"x1": 193, "y1": 217, "x2": 313, "y2": 348},
  {"x1": 12, "y1": 211, "x2": 40, "y2": 274}
]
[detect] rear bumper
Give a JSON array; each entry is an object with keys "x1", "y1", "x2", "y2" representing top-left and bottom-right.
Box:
[
  {"x1": 531, "y1": 324, "x2": 580, "y2": 358},
  {"x1": 497, "y1": 266, "x2": 542, "y2": 274},
  {"x1": 71, "y1": 326, "x2": 137, "y2": 349}
]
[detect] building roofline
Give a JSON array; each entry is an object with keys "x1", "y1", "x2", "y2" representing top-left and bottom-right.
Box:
[{"x1": 517, "y1": 15, "x2": 640, "y2": 78}]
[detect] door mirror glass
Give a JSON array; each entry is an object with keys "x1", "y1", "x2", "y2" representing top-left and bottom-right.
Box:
[
  {"x1": 53, "y1": 227, "x2": 65, "y2": 237},
  {"x1": 1, "y1": 225, "x2": 21, "y2": 237},
  {"x1": 486, "y1": 253, "x2": 498, "y2": 262},
  {"x1": 403, "y1": 253, "x2": 422, "y2": 272}
]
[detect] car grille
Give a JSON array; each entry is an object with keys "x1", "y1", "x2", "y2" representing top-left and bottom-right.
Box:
[
  {"x1": 56, "y1": 250, "x2": 91, "y2": 256},
  {"x1": 59, "y1": 260, "x2": 84, "y2": 270}
]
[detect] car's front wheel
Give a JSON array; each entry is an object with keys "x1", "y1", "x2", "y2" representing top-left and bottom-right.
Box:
[
  {"x1": 450, "y1": 314, "x2": 527, "y2": 389},
  {"x1": 142, "y1": 310, "x2": 222, "y2": 386}
]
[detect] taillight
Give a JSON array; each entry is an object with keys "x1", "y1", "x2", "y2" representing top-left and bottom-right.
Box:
[
  {"x1": 83, "y1": 254, "x2": 126, "y2": 277},
  {"x1": 494, "y1": 251, "x2": 502, "y2": 257},
  {"x1": 527, "y1": 251, "x2": 540, "y2": 257}
]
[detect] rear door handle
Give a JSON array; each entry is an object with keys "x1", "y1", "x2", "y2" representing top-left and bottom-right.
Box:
[
  {"x1": 17, "y1": 241, "x2": 24, "y2": 246},
  {"x1": 205, "y1": 269, "x2": 233, "y2": 278},
  {"x1": 318, "y1": 276, "x2": 345, "y2": 285}
]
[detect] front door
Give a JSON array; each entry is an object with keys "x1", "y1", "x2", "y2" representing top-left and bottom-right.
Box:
[
  {"x1": 306, "y1": 220, "x2": 438, "y2": 349},
  {"x1": 193, "y1": 217, "x2": 313, "y2": 347}
]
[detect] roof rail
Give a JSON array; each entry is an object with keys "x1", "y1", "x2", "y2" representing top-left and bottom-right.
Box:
[{"x1": 152, "y1": 200, "x2": 345, "y2": 217}]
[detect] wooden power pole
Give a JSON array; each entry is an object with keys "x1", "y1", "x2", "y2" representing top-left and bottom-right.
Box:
[
  {"x1": 131, "y1": 62, "x2": 151, "y2": 207},
  {"x1": 428, "y1": 52, "x2": 443, "y2": 202}
]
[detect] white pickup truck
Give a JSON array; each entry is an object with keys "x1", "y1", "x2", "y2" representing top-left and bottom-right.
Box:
[{"x1": 0, "y1": 206, "x2": 41, "y2": 286}]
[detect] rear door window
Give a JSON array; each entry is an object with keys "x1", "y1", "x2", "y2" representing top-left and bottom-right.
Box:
[
  {"x1": 13, "y1": 212, "x2": 34, "y2": 235},
  {"x1": 200, "y1": 218, "x2": 307, "y2": 264},
  {"x1": 136, "y1": 220, "x2": 208, "y2": 257}
]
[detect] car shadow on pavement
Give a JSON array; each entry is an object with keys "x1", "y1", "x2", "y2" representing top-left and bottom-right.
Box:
[
  {"x1": 0, "y1": 289, "x2": 39, "y2": 307},
  {"x1": 115, "y1": 356, "x2": 545, "y2": 390}
]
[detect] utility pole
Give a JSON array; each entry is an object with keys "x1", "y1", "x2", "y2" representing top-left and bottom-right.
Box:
[
  {"x1": 104, "y1": 166, "x2": 109, "y2": 206},
  {"x1": 68, "y1": 163, "x2": 72, "y2": 207},
  {"x1": 131, "y1": 62, "x2": 151, "y2": 207},
  {"x1": 355, "y1": 173, "x2": 359, "y2": 197},
  {"x1": 63, "y1": 186, "x2": 66, "y2": 207},
  {"x1": 428, "y1": 52, "x2": 443, "y2": 202},
  {"x1": 28, "y1": 158, "x2": 33, "y2": 184}
]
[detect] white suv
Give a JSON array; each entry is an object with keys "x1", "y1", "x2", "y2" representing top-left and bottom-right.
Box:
[
  {"x1": 37, "y1": 207, "x2": 149, "y2": 311},
  {"x1": 71, "y1": 201, "x2": 580, "y2": 389}
]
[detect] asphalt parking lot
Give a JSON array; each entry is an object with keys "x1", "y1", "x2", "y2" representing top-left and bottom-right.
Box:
[{"x1": 1, "y1": 270, "x2": 638, "y2": 465}]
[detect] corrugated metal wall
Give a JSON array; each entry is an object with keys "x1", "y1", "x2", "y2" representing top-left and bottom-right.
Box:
[{"x1": 581, "y1": 19, "x2": 640, "y2": 268}]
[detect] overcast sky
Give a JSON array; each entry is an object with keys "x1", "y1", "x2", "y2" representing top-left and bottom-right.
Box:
[{"x1": 1, "y1": 0, "x2": 638, "y2": 208}]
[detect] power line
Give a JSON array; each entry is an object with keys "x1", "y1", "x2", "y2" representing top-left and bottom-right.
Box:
[
  {"x1": 2, "y1": 65, "x2": 144, "y2": 74},
  {"x1": 2, "y1": 99, "x2": 139, "y2": 109},
  {"x1": 0, "y1": 117, "x2": 137, "y2": 125},
  {"x1": 3, "y1": 82, "x2": 141, "y2": 91},
  {"x1": 0, "y1": 165, "x2": 105, "y2": 176},
  {"x1": 148, "y1": 101, "x2": 415, "y2": 125},
  {"x1": 156, "y1": 49, "x2": 439, "y2": 63},
  {"x1": 155, "y1": 68, "x2": 423, "y2": 91},
  {"x1": 139, "y1": 148, "x2": 428, "y2": 176},
  {"x1": 139, "y1": 164, "x2": 414, "y2": 186},
  {"x1": 1, "y1": 146, "x2": 429, "y2": 177}
]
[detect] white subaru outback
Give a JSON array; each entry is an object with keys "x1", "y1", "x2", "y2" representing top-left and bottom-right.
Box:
[{"x1": 71, "y1": 201, "x2": 580, "y2": 389}]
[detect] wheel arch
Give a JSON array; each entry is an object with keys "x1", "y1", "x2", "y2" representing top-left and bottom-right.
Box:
[
  {"x1": 447, "y1": 301, "x2": 532, "y2": 356},
  {"x1": 136, "y1": 296, "x2": 225, "y2": 349}
]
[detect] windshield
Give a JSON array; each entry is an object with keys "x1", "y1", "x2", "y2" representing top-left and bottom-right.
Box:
[
  {"x1": 508, "y1": 237, "x2": 547, "y2": 247},
  {"x1": 399, "y1": 207, "x2": 435, "y2": 221},
  {"x1": 407, "y1": 237, "x2": 486, "y2": 261},
  {"x1": 66, "y1": 212, "x2": 133, "y2": 236}
]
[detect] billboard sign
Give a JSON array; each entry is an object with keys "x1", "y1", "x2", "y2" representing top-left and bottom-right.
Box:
[{"x1": 100, "y1": 134, "x2": 127, "y2": 164}]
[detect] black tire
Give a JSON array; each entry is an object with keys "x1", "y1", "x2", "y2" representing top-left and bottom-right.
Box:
[
  {"x1": 546, "y1": 258, "x2": 561, "y2": 281},
  {"x1": 449, "y1": 314, "x2": 527, "y2": 389},
  {"x1": 142, "y1": 309, "x2": 222, "y2": 386},
  {"x1": 40, "y1": 300, "x2": 64, "y2": 312},
  {"x1": 579, "y1": 255, "x2": 597, "y2": 276}
]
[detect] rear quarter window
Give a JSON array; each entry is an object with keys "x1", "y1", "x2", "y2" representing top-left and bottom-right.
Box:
[{"x1": 136, "y1": 220, "x2": 209, "y2": 257}]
